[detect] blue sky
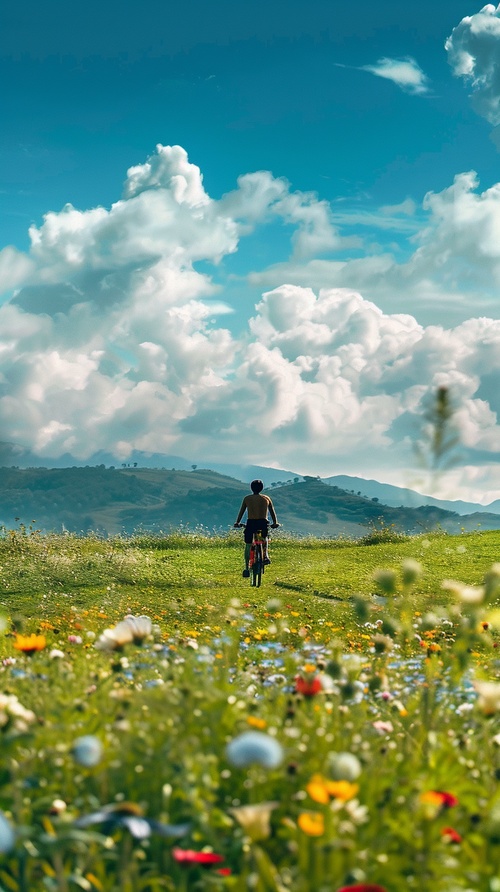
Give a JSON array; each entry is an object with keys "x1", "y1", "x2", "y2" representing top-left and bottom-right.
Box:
[{"x1": 2, "y1": 0, "x2": 500, "y2": 502}]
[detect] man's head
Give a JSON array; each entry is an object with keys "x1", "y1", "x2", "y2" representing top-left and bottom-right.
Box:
[{"x1": 250, "y1": 479, "x2": 264, "y2": 493}]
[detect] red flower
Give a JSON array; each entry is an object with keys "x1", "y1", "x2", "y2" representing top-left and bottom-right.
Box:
[
  {"x1": 295, "y1": 669, "x2": 322, "y2": 696},
  {"x1": 172, "y1": 848, "x2": 224, "y2": 867},
  {"x1": 336, "y1": 885, "x2": 387, "y2": 892},
  {"x1": 432, "y1": 790, "x2": 459, "y2": 808},
  {"x1": 441, "y1": 826, "x2": 462, "y2": 844}
]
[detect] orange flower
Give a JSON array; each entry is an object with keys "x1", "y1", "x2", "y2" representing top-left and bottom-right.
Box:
[
  {"x1": 325, "y1": 779, "x2": 359, "y2": 801},
  {"x1": 13, "y1": 633, "x2": 46, "y2": 654},
  {"x1": 307, "y1": 774, "x2": 359, "y2": 803},
  {"x1": 247, "y1": 716, "x2": 267, "y2": 730},
  {"x1": 297, "y1": 812, "x2": 324, "y2": 836},
  {"x1": 306, "y1": 775, "x2": 331, "y2": 804}
]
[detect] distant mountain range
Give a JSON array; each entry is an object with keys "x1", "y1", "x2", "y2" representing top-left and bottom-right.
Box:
[
  {"x1": 2, "y1": 441, "x2": 497, "y2": 517},
  {"x1": 0, "y1": 461, "x2": 499, "y2": 538}
]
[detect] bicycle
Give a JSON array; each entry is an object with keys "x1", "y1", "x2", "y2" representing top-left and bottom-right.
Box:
[
  {"x1": 234, "y1": 522, "x2": 280, "y2": 586},
  {"x1": 249, "y1": 529, "x2": 265, "y2": 587}
]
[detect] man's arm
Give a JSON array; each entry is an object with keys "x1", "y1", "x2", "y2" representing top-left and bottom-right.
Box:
[
  {"x1": 267, "y1": 497, "x2": 278, "y2": 525},
  {"x1": 234, "y1": 497, "x2": 248, "y2": 525}
]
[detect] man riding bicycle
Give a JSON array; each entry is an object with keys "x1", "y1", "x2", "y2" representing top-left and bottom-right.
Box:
[{"x1": 234, "y1": 480, "x2": 279, "y2": 578}]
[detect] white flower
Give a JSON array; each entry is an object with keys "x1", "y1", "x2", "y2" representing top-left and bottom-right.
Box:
[
  {"x1": 0, "y1": 694, "x2": 36, "y2": 733},
  {"x1": 456, "y1": 702, "x2": 474, "y2": 715},
  {"x1": 344, "y1": 798, "x2": 369, "y2": 825},
  {"x1": 72, "y1": 735, "x2": 103, "y2": 767},
  {"x1": 95, "y1": 615, "x2": 153, "y2": 651},
  {"x1": 474, "y1": 680, "x2": 500, "y2": 715},
  {"x1": 229, "y1": 801, "x2": 278, "y2": 841},
  {"x1": 442, "y1": 579, "x2": 484, "y2": 604},
  {"x1": 319, "y1": 673, "x2": 336, "y2": 693},
  {"x1": 95, "y1": 621, "x2": 134, "y2": 651},
  {"x1": 49, "y1": 649, "x2": 65, "y2": 660},
  {"x1": 50, "y1": 799, "x2": 67, "y2": 814},
  {"x1": 123, "y1": 615, "x2": 152, "y2": 643},
  {"x1": 184, "y1": 638, "x2": 198, "y2": 650},
  {"x1": 328, "y1": 752, "x2": 362, "y2": 781}
]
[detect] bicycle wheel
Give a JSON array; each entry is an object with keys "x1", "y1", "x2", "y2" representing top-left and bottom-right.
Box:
[{"x1": 251, "y1": 543, "x2": 263, "y2": 587}]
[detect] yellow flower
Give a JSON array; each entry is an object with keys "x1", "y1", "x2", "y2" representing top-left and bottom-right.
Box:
[
  {"x1": 298, "y1": 812, "x2": 324, "y2": 836},
  {"x1": 13, "y1": 633, "x2": 46, "y2": 654}
]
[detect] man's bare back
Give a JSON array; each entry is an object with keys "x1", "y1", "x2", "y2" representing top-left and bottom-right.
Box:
[{"x1": 237, "y1": 493, "x2": 277, "y2": 522}]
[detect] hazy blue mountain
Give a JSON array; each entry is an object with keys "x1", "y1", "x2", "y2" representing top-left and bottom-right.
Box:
[{"x1": 323, "y1": 474, "x2": 498, "y2": 516}]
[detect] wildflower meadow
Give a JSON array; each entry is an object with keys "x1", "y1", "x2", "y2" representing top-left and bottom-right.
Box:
[{"x1": 1, "y1": 525, "x2": 500, "y2": 891}]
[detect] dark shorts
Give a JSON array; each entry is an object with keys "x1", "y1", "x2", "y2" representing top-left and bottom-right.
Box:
[{"x1": 244, "y1": 519, "x2": 269, "y2": 544}]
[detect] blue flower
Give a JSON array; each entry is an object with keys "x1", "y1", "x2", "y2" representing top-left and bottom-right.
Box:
[
  {"x1": 75, "y1": 803, "x2": 189, "y2": 840},
  {"x1": 0, "y1": 812, "x2": 15, "y2": 853},
  {"x1": 72, "y1": 735, "x2": 103, "y2": 767},
  {"x1": 226, "y1": 731, "x2": 284, "y2": 769}
]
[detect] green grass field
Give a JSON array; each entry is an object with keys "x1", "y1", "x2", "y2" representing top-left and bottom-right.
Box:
[{"x1": 1, "y1": 527, "x2": 500, "y2": 891}]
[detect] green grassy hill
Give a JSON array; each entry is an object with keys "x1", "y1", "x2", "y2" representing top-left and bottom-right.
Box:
[{"x1": 0, "y1": 464, "x2": 494, "y2": 538}]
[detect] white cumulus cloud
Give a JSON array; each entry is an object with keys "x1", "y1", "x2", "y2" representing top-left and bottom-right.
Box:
[
  {"x1": 181, "y1": 284, "x2": 500, "y2": 489},
  {"x1": 362, "y1": 57, "x2": 430, "y2": 94},
  {"x1": 446, "y1": 4, "x2": 500, "y2": 124},
  {"x1": 249, "y1": 170, "x2": 500, "y2": 322},
  {"x1": 1, "y1": 145, "x2": 500, "y2": 499}
]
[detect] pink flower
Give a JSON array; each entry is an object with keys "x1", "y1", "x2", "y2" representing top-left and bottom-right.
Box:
[{"x1": 372, "y1": 720, "x2": 394, "y2": 735}]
